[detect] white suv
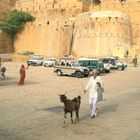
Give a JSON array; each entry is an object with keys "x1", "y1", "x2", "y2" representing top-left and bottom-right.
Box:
[
  {"x1": 27, "y1": 55, "x2": 44, "y2": 66},
  {"x1": 43, "y1": 58, "x2": 56, "y2": 67},
  {"x1": 54, "y1": 59, "x2": 89, "y2": 78}
]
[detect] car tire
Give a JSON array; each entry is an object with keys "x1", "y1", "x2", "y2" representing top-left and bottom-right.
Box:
[
  {"x1": 105, "y1": 70, "x2": 110, "y2": 73},
  {"x1": 118, "y1": 66, "x2": 123, "y2": 71},
  {"x1": 84, "y1": 74, "x2": 89, "y2": 77},
  {"x1": 75, "y1": 71, "x2": 82, "y2": 78},
  {"x1": 57, "y1": 70, "x2": 62, "y2": 76}
]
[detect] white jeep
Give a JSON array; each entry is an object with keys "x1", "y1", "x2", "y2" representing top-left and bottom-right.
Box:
[
  {"x1": 43, "y1": 58, "x2": 56, "y2": 67},
  {"x1": 27, "y1": 55, "x2": 44, "y2": 66},
  {"x1": 54, "y1": 59, "x2": 89, "y2": 78}
]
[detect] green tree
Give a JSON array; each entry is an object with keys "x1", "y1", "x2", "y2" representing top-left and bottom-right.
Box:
[{"x1": 0, "y1": 10, "x2": 35, "y2": 53}]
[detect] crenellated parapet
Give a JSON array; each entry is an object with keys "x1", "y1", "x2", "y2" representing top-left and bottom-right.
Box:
[
  {"x1": 74, "y1": 11, "x2": 131, "y2": 40},
  {"x1": 15, "y1": 0, "x2": 82, "y2": 18}
]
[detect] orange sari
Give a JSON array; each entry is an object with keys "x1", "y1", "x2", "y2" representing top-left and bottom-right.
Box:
[{"x1": 18, "y1": 65, "x2": 26, "y2": 85}]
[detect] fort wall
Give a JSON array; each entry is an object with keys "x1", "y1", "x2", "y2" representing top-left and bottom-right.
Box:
[
  {"x1": 0, "y1": 0, "x2": 17, "y2": 53},
  {"x1": 72, "y1": 10, "x2": 132, "y2": 57},
  {"x1": 88, "y1": 0, "x2": 140, "y2": 46},
  {"x1": 14, "y1": 21, "x2": 71, "y2": 57},
  {"x1": 14, "y1": 10, "x2": 132, "y2": 58},
  {"x1": 0, "y1": 32, "x2": 8, "y2": 53},
  {"x1": 15, "y1": 0, "x2": 82, "y2": 18},
  {"x1": 13, "y1": 0, "x2": 140, "y2": 58}
]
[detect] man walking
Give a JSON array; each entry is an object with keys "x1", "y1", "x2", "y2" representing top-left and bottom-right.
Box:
[{"x1": 84, "y1": 69, "x2": 104, "y2": 119}]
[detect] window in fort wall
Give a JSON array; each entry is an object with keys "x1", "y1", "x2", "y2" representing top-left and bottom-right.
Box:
[
  {"x1": 115, "y1": 17, "x2": 118, "y2": 21},
  {"x1": 96, "y1": 18, "x2": 98, "y2": 22},
  {"x1": 91, "y1": 23, "x2": 95, "y2": 29},
  {"x1": 47, "y1": 21, "x2": 50, "y2": 25}
]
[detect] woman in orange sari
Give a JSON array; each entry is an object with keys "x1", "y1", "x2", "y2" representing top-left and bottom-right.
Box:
[{"x1": 18, "y1": 65, "x2": 27, "y2": 85}]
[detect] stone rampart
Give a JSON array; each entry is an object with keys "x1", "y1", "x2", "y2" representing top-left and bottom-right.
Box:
[
  {"x1": 15, "y1": 0, "x2": 82, "y2": 18},
  {"x1": 72, "y1": 10, "x2": 132, "y2": 57},
  {"x1": 13, "y1": 0, "x2": 140, "y2": 58}
]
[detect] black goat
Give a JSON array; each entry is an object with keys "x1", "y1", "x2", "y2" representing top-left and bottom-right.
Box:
[{"x1": 59, "y1": 94, "x2": 81, "y2": 127}]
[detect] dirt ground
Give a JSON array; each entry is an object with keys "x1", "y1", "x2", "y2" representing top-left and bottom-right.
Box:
[{"x1": 0, "y1": 62, "x2": 140, "y2": 140}]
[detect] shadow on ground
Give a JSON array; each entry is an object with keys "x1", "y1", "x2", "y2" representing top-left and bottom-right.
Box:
[
  {"x1": 99, "y1": 103, "x2": 119, "y2": 116},
  {"x1": 0, "y1": 78, "x2": 40, "y2": 87},
  {"x1": 42, "y1": 106, "x2": 64, "y2": 114}
]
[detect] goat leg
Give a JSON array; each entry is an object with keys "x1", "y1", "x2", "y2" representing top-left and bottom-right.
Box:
[
  {"x1": 63, "y1": 113, "x2": 66, "y2": 128},
  {"x1": 75, "y1": 110, "x2": 79, "y2": 122},
  {"x1": 70, "y1": 112, "x2": 74, "y2": 123}
]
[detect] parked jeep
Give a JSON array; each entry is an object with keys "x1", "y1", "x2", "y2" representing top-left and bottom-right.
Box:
[
  {"x1": 27, "y1": 55, "x2": 44, "y2": 66},
  {"x1": 43, "y1": 57, "x2": 56, "y2": 67},
  {"x1": 101, "y1": 58, "x2": 125, "y2": 71},
  {"x1": 54, "y1": 59, "x2": 89, "y2": 78},
  {"x1": 78, "y1": 58, "x2": 105, "y2": 74}
]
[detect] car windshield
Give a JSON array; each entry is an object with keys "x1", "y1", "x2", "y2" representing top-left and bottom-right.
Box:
[
  {"x1": 32, "y1": 57, "x2": 39, "y2": 60},
  {"x1": 98, "y1": 62, "x2": 104, "y2": 68},
  {"x1": 32, "y1": 56, "x2": 44, "y2": 60},
  {"x1": 48, "y1": 59, "x2": 54, "y2": 61}
]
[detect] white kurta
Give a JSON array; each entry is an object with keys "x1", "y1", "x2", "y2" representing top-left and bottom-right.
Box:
[
  {"x1": 85, "y1": 76, "x2": 103, "y2": 117},
  {"x1": 85, "y1": 76, "x2": 103, "y2": 99}
]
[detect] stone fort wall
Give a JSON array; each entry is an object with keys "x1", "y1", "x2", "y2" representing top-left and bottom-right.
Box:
[
  {"x1": 0, "y1": 0, "x2": 17, "y2": 53},
  {"x1": 72, "y1": 10, "x2": 132, "y2": 57},
  {"x1": 15, "y1": 0, "x2": 82, "y2": 18},
  {"x1": 13, "y1": 0, "x2": 140, "y2": 58}
]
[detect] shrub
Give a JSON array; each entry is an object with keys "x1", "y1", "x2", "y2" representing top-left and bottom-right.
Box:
[{"x1": 17, "y1": 51, "x2": 34, "y2": 56}]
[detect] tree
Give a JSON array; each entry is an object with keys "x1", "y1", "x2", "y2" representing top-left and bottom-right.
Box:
[{"x1": 0, "y1": 10, "x2": 35, "y2": 53}]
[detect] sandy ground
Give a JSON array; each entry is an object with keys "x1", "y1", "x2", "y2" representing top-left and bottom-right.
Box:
[{"x1": 0, "y1": 62, "x2": 140, "y2": 140}]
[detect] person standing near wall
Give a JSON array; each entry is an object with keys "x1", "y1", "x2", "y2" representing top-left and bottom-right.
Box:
[
  {"x1": 133, "y1": 56, "x2": 138, "y2": 67},
  {"x1": 84, "y1": 69, "x2": 104, "y2": 119}
]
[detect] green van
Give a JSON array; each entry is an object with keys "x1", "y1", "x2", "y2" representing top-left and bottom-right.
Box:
[{"x1": 78, "y1": 58, "x2": 105, "y2": 74}]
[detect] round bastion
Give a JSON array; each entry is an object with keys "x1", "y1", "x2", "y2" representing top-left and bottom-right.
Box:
[{"x1": 72, "y1": 10, "x2": 132, "y2": 57}]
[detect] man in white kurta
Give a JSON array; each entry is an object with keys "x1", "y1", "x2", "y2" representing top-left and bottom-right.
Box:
[{"x1": 84, "y1": 70, "x2": 103, "y2": 119}]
